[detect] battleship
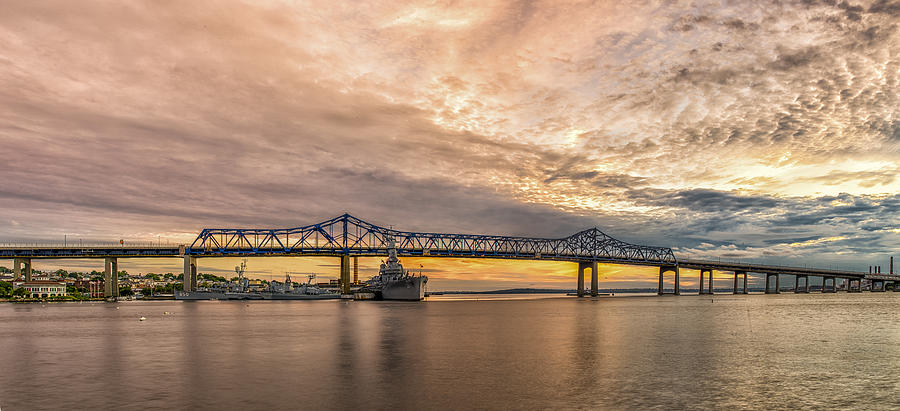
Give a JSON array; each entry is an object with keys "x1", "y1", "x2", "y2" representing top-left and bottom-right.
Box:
[
  {"x1": 176, "y1": 260, "x2": 340, "y2": 301},
  {"x1": 362, "y1": 238, "x2": 428, "y2": 300}
]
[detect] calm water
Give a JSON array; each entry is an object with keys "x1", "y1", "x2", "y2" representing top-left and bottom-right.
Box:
[{"x1": 2, "y1": 293, "x2": 900, "y2": 410}]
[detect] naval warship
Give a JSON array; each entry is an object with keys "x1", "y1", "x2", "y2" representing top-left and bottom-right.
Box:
[
  {"x1": 363, "y1": 238, "x2": 428, "y2": 300},
  {"x1": 176, "y1": 260, "x2": 339, "y2": 300}
]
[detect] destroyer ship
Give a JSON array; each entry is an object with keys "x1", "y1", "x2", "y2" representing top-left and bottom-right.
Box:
[
  {"x1": 176, "y1": 260, "x2": 340, "y2": 301},
  {"x1": 262, "y1": 273, "x2": 340, "y2": 300},
  {"x1": 363, "y1": 238, "x2": 428, "y2": 300}
]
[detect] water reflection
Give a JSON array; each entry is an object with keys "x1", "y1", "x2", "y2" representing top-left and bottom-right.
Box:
[{"x1": 2, "y1": 294, "x2": 900, "y2": 410}]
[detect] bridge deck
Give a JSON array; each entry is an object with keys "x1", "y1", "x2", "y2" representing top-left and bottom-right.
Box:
[
  {"x1": 679, "y1": 259, "x2": 898, "y2": 281},
  {"x1": 0, "y1": 215, "x2": 893, "y2": 282},
  {"x1": 0, "y1": 246, "x2": 182, "y2": 258}
]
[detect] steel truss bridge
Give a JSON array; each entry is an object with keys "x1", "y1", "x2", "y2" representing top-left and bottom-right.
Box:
[
  {"x1": 3, "y1": 214, "x2": 895, "y2": 297},
  {"x1": 186, "y1": 214, "x2": 677, "y2": 264}
]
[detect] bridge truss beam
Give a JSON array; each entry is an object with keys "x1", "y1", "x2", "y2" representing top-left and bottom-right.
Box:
[{"x1": 186, "y1": 214, "x2": 677, "y2": 265}]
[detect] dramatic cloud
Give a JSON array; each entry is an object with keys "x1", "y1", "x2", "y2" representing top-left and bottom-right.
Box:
[{"x1": 1, "y1": 0, "x2": 898, "y2": 288}]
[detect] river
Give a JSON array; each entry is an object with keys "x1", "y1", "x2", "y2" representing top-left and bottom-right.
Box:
[{"x1": 1, "y1": 293, "x2": 899, "y2": 410}]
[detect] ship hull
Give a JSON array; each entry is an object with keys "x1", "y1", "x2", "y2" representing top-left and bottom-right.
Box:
[
  {"x1": 262, "y1": 293, "x2": 341, "y2": 300},
  {"x1": 175, "y1": 291, "x2": 225, "y2": 300},
  {"x1": 176, "y1": 291, "x2": 340, "y2": 300},
  {"x1": 176, "y1": 291, "x2": 264, "y2": 300},
  {"x1": 380, "y1": 276, "x2": 427, "y2": 301}
]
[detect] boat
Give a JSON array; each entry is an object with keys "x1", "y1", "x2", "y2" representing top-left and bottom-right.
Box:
[
  {"x1": 261, "y1": 274, "x2": 341, "y2": 300},
  {"x1": 363, "y1": 237, "x2": 428, "y2": 301},
  {"x1": 176, "y1": 261, "x2": 339, "y2": 301}
]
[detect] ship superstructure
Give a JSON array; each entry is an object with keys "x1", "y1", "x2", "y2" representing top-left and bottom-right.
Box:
[
  {"x1": 175, "y1": 261, "x2": 339, "y2": 300},
  {"x1": 364, "y1": 237, "x2": 427, "y2": 300}
]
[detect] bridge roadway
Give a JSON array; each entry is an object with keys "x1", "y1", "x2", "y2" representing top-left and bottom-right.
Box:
[{"x1": 1, "y1": 214, "x2": 897, "y2": 297}]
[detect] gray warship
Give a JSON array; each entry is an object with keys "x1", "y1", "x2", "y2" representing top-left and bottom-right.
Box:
[
  {"x1": 262, "y1": 273, "x2": 340, "y2": 300},
  {"x1": 364, "y1": 238, "x2": 428, "y2": 301},
  {"x1": 176, "y1": 260, "x2": 339, "y2": 301}
]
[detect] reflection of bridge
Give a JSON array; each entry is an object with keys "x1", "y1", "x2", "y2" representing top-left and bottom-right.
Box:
[{"x1": 1, "y1": 214, "x2": 897, "y2": 297}]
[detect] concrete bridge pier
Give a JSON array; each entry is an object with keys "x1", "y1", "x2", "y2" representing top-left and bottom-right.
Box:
[
  {"x1": 183, "y1": 256, "x2": 197, "y2": 292},
  {"x1": 821, "y1": 276, "x2": 835, "y2": 293},
  {"x1": 794, "y1": 275, "x2": 809, "y2": 293},
  {"x1": 340, "y1": 255, "x2": 351, "y2": 295},
  {"x1": 699, "y1": 269, "x2": 713, "y2": 295},
  {"x1": 105, "y1": 257, "x2": 119, "y2": 298},
  {"x1": 13, "y1": 258, "x2": 32, "y2": 282},
  {"x1": 732, "y1": 271, "x2": 739, "y2": 294},
  {"x1": 657, "y1": 265, "x2": 679, "y2": 295},
  {"x1": 578, "y1": 262, "x2": 599, "y2": 297},
  {"x1": 577, "y1": 262, "x2": 585, "y2": 297},
  {"x1": 765, "y1": 274, "x2": 780, "y2": 294}
]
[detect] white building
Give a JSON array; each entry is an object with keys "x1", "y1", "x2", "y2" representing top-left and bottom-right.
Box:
[{"x1": 13, "y1": 281, "x2": 67, "y2": 298}]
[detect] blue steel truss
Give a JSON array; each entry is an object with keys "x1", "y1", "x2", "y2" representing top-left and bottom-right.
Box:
[{"x1": 187, "y1": 214, "x2": 676, "y2": 265}]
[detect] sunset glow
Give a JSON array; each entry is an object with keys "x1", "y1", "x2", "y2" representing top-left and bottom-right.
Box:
[{"x1": 2, "y1": 1, "x2": 899, "y2": 289}]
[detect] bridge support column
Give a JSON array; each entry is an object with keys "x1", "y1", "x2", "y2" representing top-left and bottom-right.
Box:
[
  {"x1": 105, "y1": 257, "x2": 119, "y2": 298},
  {"x1": 182, "y1": 256, "x2": 196, "y2": 292},
  {"x1": 804, "y1": 276, "x2": 809, "y2": 293},
  {"x1": 577, "y1": 262, "x2": 586, "y2": 297},
  {"x1": 657, "y1": 266, "x2": 678, "y2": 295},
  {"x1": 353, "y1": 256, "x2": 359, "y2": 285},
  {"x1": 732, "y1": 272, "x2": 738, "y2": 294},
  {"x1": 13, "y1": 258, "x2": 32, "y2": 282},
  {"x1": 340, "y1": 255, "x2": 351, "y2": 295},
  {"x1": 775, "y1": 274, "x2": 780, "y2": 294},
  {"x1": 765, "y1": 274, "x2": 778, "y2": 294},
  {"x1": 590, "y1": 262, "x2": 599, "y2": 297},
  {"x1": 674, "y1": 266, "x2": 680, "y2": 295},
  {"x1": 794, "y1": 276, "x2": 799, "y2": 293},
  {"x1": 741, "y1": 271, "x2": 748, "y2": 294},
  {"x1": 822, "y1": 276, "x2": 835, "y2": 293},
  {"x1": 699, "y1": 269, "x2": 713, "y2": 294}
]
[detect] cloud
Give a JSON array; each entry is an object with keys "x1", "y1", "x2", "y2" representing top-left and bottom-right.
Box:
[{"x1": 1, "y1": 0, "x2": 899, "y2": 287}]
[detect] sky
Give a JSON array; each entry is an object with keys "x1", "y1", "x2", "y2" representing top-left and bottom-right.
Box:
[{"x1": 1, "y1": 0, "x2": 899, "y2": 290}]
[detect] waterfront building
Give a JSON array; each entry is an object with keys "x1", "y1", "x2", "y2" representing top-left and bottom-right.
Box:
[{"x1": 13, "y1": 280, "x2": 67, "y2": 298}]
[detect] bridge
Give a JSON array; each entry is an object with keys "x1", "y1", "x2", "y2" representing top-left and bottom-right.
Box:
[{"x1": 1, "y1": 214, "x2": 896, "y2": 297}]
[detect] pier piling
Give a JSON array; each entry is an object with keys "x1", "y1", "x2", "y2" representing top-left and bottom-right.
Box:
[
  {"x1": 340, "y1": 255, "x2": 351, "y2": 295},
  {"x1": 106, "y1": 257, "x2": 119, "y2": 298},
  {"x1": 182, "y1": 256, "x2": 196, "y2": 292}
]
